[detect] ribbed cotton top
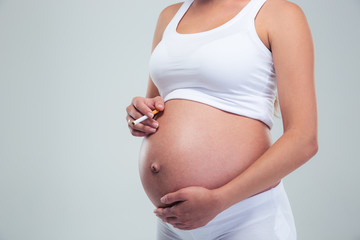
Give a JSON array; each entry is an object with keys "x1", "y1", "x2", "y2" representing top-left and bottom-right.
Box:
[{"x1": 149, "y1": 0, "x2": 277, "y2": 129}]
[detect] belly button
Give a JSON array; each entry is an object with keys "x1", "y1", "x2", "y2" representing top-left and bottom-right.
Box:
[{"x1": 150, "y1": 162, "x2": 160, "y2": 173}]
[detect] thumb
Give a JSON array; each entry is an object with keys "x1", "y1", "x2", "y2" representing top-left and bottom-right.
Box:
[
  {"x1": 160, "y1": 190, "x2": 187, "y2": 204},
  {"x1": 153, "y1": 96, "x2": 164, "y2": 111}
]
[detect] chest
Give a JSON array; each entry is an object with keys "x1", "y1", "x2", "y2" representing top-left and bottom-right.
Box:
[{"x1": 149, "y1": 31, "x2": 273, "y2": 94}]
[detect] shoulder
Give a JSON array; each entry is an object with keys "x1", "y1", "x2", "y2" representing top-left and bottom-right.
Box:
[
  {"x1": 156, "y1": 2, "x2": 184, "y2": 31},
  {"x1": 262, "y1": 0, "x2": 310, "y2": 31},
  {"x1": 151, "y1": 2, "x2": 184, "y2": 50},
  {"x1": 263, "y1": 0, "x2": 307, "y2": 17},
  {"x1": 260, "y1": 0, "x2": 312, "y2": 48},
  {"x1": 160, "y1": 2, "x2": 184, "y2": 17}
]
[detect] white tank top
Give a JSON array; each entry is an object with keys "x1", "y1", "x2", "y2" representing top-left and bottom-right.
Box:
[{"x1": 149, "y1": 0, "x2": 277, "y2": 129}]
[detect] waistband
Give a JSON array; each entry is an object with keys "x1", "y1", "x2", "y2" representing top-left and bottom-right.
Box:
[{"x1": 216, "y1": 180, "x2": 285, "y2": 218}]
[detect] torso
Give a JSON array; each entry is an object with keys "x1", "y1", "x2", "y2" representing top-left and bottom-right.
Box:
[
  {"x1": 175, "y1": 0, "x2": 271, "y2": 51},
  {"x1": 139, "y1": 0, "x2": 277, "y2": 208},
  {"x1": 139, "y1": 100, "x2": 273, "y2": 207}
]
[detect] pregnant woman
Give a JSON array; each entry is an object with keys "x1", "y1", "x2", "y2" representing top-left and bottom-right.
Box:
[{"x1": 126, "y1": 0, "x2": 318, "y2": 239}]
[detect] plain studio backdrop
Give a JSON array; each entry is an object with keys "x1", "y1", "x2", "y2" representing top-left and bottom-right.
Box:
[{"x1": 0, "y1": 0, "x2": 359, "y2": 239}]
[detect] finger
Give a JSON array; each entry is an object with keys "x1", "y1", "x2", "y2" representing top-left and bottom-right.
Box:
[
  {"x1": 126, "y1": 104, "x2": 144, "y2": 120},
  {"x1": 154, "y1": 208, "x2": 166, "y2": 217},
  {"x1": 164, "y1": 217, "x2": 182, "y2": 225},
  {"x1": 126, "y1": 116, "x2": 157, "y2": 134},
  {"x1": 127, "y1": 121, "x2": 153, "y2": 137},
  {"x1": 160, "y1": 191, "x2": 187, "y2": 205},
  {"x1": 130, "y1": 121, "x2": 157, "y2": 134},
  {"x1": 127, "y1": 126, "x2": 149, "y2": 137},
  {"x1": 156, "y1": 207, "x2": 178, "y2": 218},
  {"x1": 164, "y1": 207, "x2": 178, "y2": 218},
  {"x1": 153, "y1": 208, "x2": 162, "y2": 215},
  {"x1": 173, "y1": 223, "x2": 192, "y2": 230},
  {"x1": 126, "y1": 107, "x2": 159, "y2": 128},
  {"x1": 144, "y1": 96, "x2": 164, "y2": 112},
  {"x1": 133, "y1": 98, "x2": 155, "y2": 118},
  {"x1": 153, "y1": 96, "x2": 165, "y2": 111},
  {"x1": 134, "y1": 117, "x2": 159, "y2": 129},
  {"x1": 154, "y1": 213, "x2": 166, "y2": 222}
]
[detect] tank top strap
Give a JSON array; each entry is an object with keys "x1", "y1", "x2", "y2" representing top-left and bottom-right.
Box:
[
  {"x1": 241, "y1": 0, "x2": 271, "y2": 57},
  {"x1": 163, "y1": 0, "x2": 268, "y2": 38},
  {"x1": 246, "y1": 0, "x2": 267, "y2": 20},
  {"x1": 163, "y1": 0, "x2": 194, "y2": 37}
]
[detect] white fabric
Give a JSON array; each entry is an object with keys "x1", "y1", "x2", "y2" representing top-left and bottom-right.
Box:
[
  {"x1": 157, "y1": 181, "x2": 297, "y2": 240},
  {"x1": 149, "y1": 0, "x2": 277, "y2": 129}
]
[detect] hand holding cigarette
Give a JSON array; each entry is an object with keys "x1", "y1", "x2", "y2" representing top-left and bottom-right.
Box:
[
  {"x1": 132, "y1": 109, "x2": 159, "y2": 125},
  {"x1": 126, "y1": 96, "x2": 164, "y2": 137}
]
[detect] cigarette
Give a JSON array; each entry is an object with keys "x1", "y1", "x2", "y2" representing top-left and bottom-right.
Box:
[{"x1": 132, "y1": 110, "x2": 159, "y2": 125}]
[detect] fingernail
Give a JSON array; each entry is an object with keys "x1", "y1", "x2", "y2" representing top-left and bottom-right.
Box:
[
  {"x1": 150, "y1": 128, "x2": 156, "y2": 133},
  {"x1": 147, "y1": 113, "x2": 154, "y2": 118},
  {"x1": 152, "y1": 122, "x2": 159, "y2": 128},
  {"x1": 160, "y1": 196, "x2": 166, "y2": 203},
  {"x1": 158, "y1": 104, "x2": 163, "y2": 108}
]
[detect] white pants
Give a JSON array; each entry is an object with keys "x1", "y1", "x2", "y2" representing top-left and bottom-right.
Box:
[{"x1": 157, "y1": 181, "x2": 297, "y2": 240}]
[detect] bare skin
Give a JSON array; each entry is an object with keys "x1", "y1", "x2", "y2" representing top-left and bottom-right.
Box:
[
  {"x1": 126, "y1": 0, "x2": 317, "y2": 231},
  {"x1": 139, "y1": 100, "x2": 273, "y2": 208}
]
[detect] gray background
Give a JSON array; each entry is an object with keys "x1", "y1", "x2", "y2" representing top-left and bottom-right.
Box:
[{"x1": 0, "y1": 0, "x2": 359, "y2": 239}]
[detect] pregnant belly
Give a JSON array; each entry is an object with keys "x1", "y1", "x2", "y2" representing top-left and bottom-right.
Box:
[{"x1": 138, "y1": 99, "x2": 272, "y2": 207}]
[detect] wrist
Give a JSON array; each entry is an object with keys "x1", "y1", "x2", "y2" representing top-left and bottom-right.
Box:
[{"x1": 212, "y1": 185, "x2": 235, "y2": 212}]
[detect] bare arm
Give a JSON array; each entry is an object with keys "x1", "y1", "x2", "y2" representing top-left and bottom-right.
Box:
[
  {"x1": 126, "y1": 3, "x2": 183, "y2": 136},
  {"x1": 217, "y1": 0, "x2": 318, "y2": 208}
]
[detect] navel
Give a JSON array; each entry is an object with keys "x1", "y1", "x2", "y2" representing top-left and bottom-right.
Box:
[{"x1": 150, "y1": 162, "x2": 160, "y2": 173}]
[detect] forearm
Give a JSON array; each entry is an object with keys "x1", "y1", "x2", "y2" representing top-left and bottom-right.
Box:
[{"x1": 216, "y1": 129, "x2": 318, "y2": 210}]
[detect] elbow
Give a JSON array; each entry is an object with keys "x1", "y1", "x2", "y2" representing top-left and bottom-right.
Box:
[
  {"x1": 287, "y1": 128, "x2": 318, "y2": 163},
  {"x1": 303, "y1": 133, "x2": 319, "y2": 161},
  {"x1": 308, "y1": 136, "x2": 318, "y2": 157}
]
